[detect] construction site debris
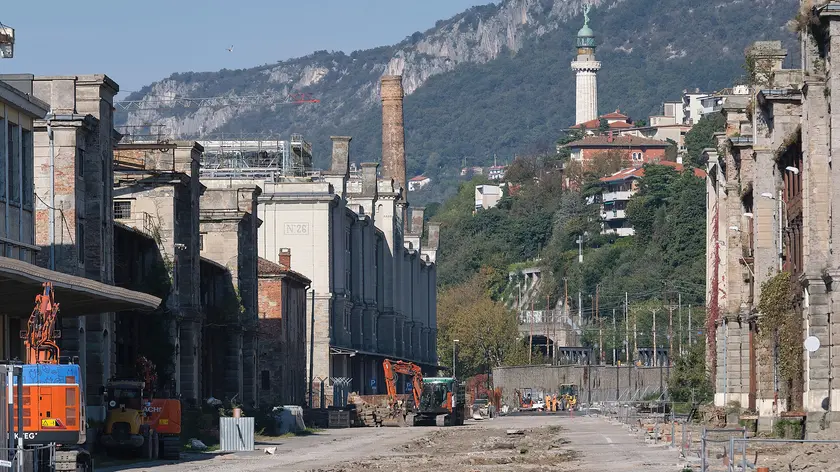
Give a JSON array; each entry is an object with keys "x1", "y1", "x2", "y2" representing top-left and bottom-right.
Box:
[{"x1": 309, "y1": 425, "x2": 576, "y2": 471}]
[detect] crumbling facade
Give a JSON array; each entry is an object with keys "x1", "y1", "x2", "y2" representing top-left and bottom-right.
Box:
[
  {"x1": 113, "y1": 141, "x2": 205, "y2": 402},
  {"x1": 0, "y1": 73, "x2": 160, "y2": 420},
  {"x1": 198, "y1": 179, "x2": 261, "y2": 405},
  {"x1": 28, "y1": 74, "x2": 123, "y2": 418},
  {"x1": 706, "y1": 8, "x2": 840, "y2": 435}
]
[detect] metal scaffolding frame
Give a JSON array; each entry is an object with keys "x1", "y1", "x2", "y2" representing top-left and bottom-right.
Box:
[{"x1": 198, "y1": 133, "x2": 315, "y2": 180}]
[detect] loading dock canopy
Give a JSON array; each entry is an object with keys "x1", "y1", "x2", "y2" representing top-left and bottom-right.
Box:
[{"x1": 0, "y1": 256, "x2": 161, "y2": 317}]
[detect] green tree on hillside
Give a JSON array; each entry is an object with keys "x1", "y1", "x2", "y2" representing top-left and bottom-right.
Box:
[
  {"x1": 436, "y1": 268, "x2": 531, "y2": 377},
  {"x1": 626, "y1": 163, "x2": 680, "y2": 241},
  {"x1": 684, "y1": 112, "x2": 727, "y2": 167}
]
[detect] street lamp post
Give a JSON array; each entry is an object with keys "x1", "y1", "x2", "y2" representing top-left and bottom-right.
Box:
[{"x1": 453, "y1": 339, "x2": 459, "y2": 379}]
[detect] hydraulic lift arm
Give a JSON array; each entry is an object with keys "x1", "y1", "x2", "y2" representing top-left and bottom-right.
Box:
[{"x1": 382, "y1": 359, "x2": 423, "y2": 410}]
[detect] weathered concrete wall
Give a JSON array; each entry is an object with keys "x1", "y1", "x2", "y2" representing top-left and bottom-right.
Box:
[
  {"x1": 32, "y1": 75, "x2": 120, "y2": 420},
  {"x1": 492, "y1": 365, "x2": 670, "y2": 407}
]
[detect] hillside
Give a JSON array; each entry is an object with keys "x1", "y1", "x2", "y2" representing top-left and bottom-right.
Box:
[{"x1": 118, "y1": 0, "x2": 798, "y2": 201}]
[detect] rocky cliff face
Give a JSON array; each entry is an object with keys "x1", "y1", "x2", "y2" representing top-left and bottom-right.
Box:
[
  {"x1": 119, "y1": 0, "x2": 609, "y2": 137},
  {"x1": 119, "y1": 0, "x2": 798, "y2": 183}
]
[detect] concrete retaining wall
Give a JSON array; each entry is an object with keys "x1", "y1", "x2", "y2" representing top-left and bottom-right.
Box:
[{"x1": 492, "y1": 364, "x2": 670, "y2": 407}]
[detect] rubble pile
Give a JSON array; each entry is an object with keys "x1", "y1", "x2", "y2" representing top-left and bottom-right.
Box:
[
  {"x1": 760, "y1": 443, "x2": 840, "y2": 472},
  {"x1": 348, "y1": 393, "x2": 393, "y2": 427}
]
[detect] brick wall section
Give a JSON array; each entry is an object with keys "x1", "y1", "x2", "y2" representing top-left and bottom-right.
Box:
[{"x1": 258, "y1": 256, "x2": 310, "y2": 406}]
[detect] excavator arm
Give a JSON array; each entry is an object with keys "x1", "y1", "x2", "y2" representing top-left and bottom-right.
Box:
[
  {"x1": 21, "y1": 282, "x2": 61, "y2": 364},
  {"x1": 382, "y1": 359, "x2": 423, "y2": 410}
]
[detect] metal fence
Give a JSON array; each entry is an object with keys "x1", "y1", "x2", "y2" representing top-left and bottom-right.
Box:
[
  {"x1": 332, "y1": 377, "x2": 352, "y2": 408},
  {"x1": 699, "y1": 435, "x2": 840, "y2": 472},
  {"x1": 595, "y1": 400, "x2": 705, "y2": 469},
  {"x1": 0, "y1": 444, "x2": 56, "y2": 472},
  {"x1": 220, "y1": 417, "x2": 255, "y2": 452}
]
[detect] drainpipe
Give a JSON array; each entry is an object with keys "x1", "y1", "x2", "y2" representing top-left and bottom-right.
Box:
[
  {"x1": 749, "y1": 321, "x2": 756, "y2": 412},
  {"x1": 723, "y1": 320, "x2": 728, "y2": 406},
  {"x1": 308, "y1": 287, "x2": 315, "y2": 408},
  {"x1": 47, "y1": 112, "x2": 55, "y2": 270}
]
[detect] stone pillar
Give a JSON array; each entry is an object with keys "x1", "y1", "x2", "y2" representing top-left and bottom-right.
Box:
[
  {"x1": 179, "y1": 320, "x2": 200, "y2": 403},
  {"x1": 381, "y1": 76, "x2": 407, "y2": 202},
  {"x1": 801, "y1": 77, "x2": 831, "y2": 424}
]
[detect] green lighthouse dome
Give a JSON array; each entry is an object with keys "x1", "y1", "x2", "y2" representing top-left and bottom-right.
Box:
[
  {"x1": 575, "y1": 4, "x2": 596, "y2": 49},
  {"x1": 577, "y1": 24, "x2": 594, "y2": 38}
]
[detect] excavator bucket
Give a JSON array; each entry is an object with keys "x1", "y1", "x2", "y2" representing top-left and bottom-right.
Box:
[{"x1": 380, "y1": 411, "x2": 409, "y2": 427}]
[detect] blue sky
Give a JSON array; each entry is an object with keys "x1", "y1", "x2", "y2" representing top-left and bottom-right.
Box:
[{"x1": 1, "y1": 0, "x2": 489, "y2": 97}]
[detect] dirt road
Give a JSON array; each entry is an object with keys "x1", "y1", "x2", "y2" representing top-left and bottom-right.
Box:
[{"x1": 97, "y1": 414, "x2": 685, "y2": 472}]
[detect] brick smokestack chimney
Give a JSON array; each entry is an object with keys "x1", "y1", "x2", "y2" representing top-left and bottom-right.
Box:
[
  {"x1": 278, "y1": 248, "x2": 291, "y2": 270},
  {"x1": 411, "y1": 207, "x2": 425, "y2": 235},
  {"x1": 380, "y1": 75, "x2": 407, "y2": 202},
  {"x1": 330, "y1": 136, "x2": 352, "y2": 176}
]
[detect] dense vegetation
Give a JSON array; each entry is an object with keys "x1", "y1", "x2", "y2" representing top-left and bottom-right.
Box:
[
  {"x1": 433, "y1": 114, "x2": 727, "y2": 379},
  {"x1": 120, "y1": 0, "x2": 798, "y2": 205}
]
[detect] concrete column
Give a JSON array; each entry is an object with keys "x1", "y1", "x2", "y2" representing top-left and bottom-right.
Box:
[{"x1": 381, "y1": 76, "x2": 407, "y2": 202}]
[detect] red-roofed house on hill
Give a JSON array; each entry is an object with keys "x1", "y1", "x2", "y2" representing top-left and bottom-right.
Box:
[
  {"x1": 258, "y1": 249, "x2": 311, "y2": 407},
  {"x1": 599, "y1": 161, "x2": 706, "y2": 236},
  {"x1": 567, "y1": 135, "x2": 671, "y2": 169},
  {"x1": 571, "y1": 109, "x2": 634, "y2": 133}
]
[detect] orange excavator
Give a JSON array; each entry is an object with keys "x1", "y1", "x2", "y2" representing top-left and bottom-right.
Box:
[
  {"x1": 12, "y1": 282, "x2": 94, "y2": 470},
  {"x1": 382, "y1": 359, "x2": 423, "y2": 426}
]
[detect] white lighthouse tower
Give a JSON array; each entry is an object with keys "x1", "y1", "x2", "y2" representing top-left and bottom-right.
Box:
[{"x1": 571, "y1": 4, "x2": 600, "y2": 125}]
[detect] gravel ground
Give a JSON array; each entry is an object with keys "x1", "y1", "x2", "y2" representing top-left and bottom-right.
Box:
[{"x1": 96, "y1": 413, "x2": 687, "y2": 472}]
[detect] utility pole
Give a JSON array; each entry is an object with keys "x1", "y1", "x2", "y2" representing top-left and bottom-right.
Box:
[
  {"x1": 577, "y1": 234, "x2": 584, "y2": 263},
  {"x1": 529, "y1": 298, "x2": 534, "y2": 363},
  {"x1": 633, "y1": 310, "x2": 638, "y2": 365},
  {"x1": 668, "y1": 303, "x2": 674, "y2": 367},
  {"x1": 651, "y1": 309, "x2": 659, "y2": 367},
  {"x1": 546, "y1": 294, "x2": 551, "y2": 362},
  {"x1": 688, "y1": 305, "x2": 692, "y2": 347},
  {"x1": 596, "y1": 284, "x2": 603, "y2": 364},
  {"x1": 578, "y1": 291, "x2": 583, "y2": 328},
  {"x1": 678, "y1": 292, "x2": 683, "y2": 356},
  {"x1": 564, "y1": 277, "x2": 569, "y2": 347},
  {"x1": 624, "y1": 293, "x2": 630, "y2": 364},
  {"x1": 612, "y1": 308, "x2": 617, "y2": 365}
]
